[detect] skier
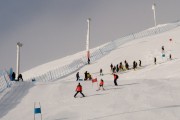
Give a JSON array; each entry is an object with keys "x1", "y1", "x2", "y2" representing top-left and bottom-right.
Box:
[
  {"x1": 154, "y1": 57, "x2": 157, "y2": 65},
  {"x1": 74, "y1": 83, "x2": 85, "y2": 98},
  {"x1": 113, "y1": 74, "x2": 119, "y2": 86},
  {"x1": 100, "y1": 68, "x2": 103, "y2": 76},
  {"x1": 135, "y1": 61, "x2": 138, "y2": 69},
  {"x1": 133, "y1": 61, "x2": 136, "y2": 70},
  {"x1": 110, "y1": 63, "x2": 113, "y2": 71},
  {"x1": 84, "y1": 71, "x2": 88, "y2": 80},
  {"x1": 116, "y1": 64, "x2": 119, "y2": 72},
  {"x1": 119, "y1": 62, "x2": 123, "y2": 71},
  {"x1": 169, "y1": 54, "x2": 172, "y2": 60},
  {"x1": 88, "y1": 58, "x2": 90, "y2": 64},
  {"x1": 162, "y1": 46, "x2": 164, "y2": 51},
  {"x1": 139, "y1": 60, "x2": 142, "y2": 67},
  {"x1": 97, "y1": 79, "x2": 105, "y2": 91},
  {"x1": 125, "y1": 60, "x2": 129, "y2": 70},
  {"x1": 124, "y1": 60, "x2": 127, "y2": 64},
  {"x1": 76, "y1": 72, "x2": 80, "y2": 81},
  {"x1": 87, "y1": 72, "x2": 92, "y2": 80},
  {"x1": 112, "y1": 66, "x2": 116, "y2": 73}
]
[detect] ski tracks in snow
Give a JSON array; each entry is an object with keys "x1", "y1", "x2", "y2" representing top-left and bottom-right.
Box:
[{"x1": 0, "y1": 82, "x2": 34, "y2": 118}]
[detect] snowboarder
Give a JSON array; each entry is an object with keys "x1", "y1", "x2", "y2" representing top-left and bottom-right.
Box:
[
  {"x1": 74, "y1": 83, "x2": 85, "y2": 98},
  {"x1": 154, "y1": 57, "x2": 157, "y2": 65},
  {"x1": 97, "y1": 79, "x2": 105, "y2": 91},
  {"x1": 113, "y1": 74, "x2": 119, "y2": 86},
  {"x1": 76, "y1": 72, "x2": 80, "y2": 81},
  {"x1": 100, "y1": 68, "x2": 103, "y2": 76}
]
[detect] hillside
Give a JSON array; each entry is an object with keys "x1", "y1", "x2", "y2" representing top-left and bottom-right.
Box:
[{"x1": 0, "y1": 25, "x2": 180, "y2": 120}]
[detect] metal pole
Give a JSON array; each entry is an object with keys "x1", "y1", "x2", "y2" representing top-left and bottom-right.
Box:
[
  {"x1": 16, "y1": 42, "x2": 22, "y2": 79},
  {"x1": 39, "y1": 102, "x2": 42, "y2": 120},
  {"x1": 152, "y1": 3, "x2": 157, "y2": 27},
  {"x1": 86, "y1": 18, "x2": 91, "y2": 59},
  {"x1": 34, "y1": 102, "x2": 35, "y2": 120}
]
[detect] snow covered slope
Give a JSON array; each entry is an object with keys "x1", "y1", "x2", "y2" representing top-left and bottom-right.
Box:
[{"x1": 1, "y1": 25, "x2": 180, "y2": 120}]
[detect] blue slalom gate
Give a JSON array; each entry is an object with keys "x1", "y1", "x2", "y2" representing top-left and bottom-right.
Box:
[{"x1": 34, "y1": 102, "x2": 42, "y2": 120}]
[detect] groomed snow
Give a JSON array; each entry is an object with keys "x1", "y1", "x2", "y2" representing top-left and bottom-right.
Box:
[{"x1": 1, "y1": 26, "x2": 180, "y2": 120}]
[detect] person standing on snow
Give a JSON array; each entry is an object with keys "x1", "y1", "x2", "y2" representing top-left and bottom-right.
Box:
[
  {"x1": 162, "y1": 46, "x2": 165, "y2": 52},
  {"x1": 119, "y1": 62, "x2": 123, "y2": 71},
  {"x1": 169, "y1": 54, "x2": 172, "y2": 60},
  {"x1": 110, "y1": 63, "x2": 113, "y2": 71},
  {"x1": 125, "y1": 60, "x2": 129, "y2": 70},
  {"x1": 76, "y1": 72, "x2": 80, "y2": 81},
  {"x1": 116, "y1": 64, "x2": 119, "y2": 72},
  {"x1": 11, "y1": 72, "x2": 16, "y2": 81},
  {"x1": 113, "y1": 74, "x2": 119, "y2": 86},
  {"x1": 88, "y1": 58, "x2": 90, "y2": 64},
  {"x1": 100, "y1": 68, "x2": 103, "y2": 76},
  {"x1": 17, "y1": 74, "x2": 23, "y2": 81},
  {"x1": 97, "y1": 79, "x2": 105, "y2": 91},
  {"x1": 113, "y1": 66, "x2": 116, "y2": 73},
  {"x1": 84, "y1": 71, "x2": 88, "y2": 80},
  {"x1": 161, "y1": 46, "x2": 165, "y2": 57},
  {"x1": 133, "y1": 61, "x2": 136, "y2": 70},
  {"x1": 154, "y1": 57, "x2": 157, "y2": 65},
  {"x1": 74, "y1": 83, "x2": 85, "y2": 98}
]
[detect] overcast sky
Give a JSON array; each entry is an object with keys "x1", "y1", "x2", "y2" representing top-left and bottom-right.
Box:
[{"x1": 0, "y1": 0, "x2": 179, "y2": 73}]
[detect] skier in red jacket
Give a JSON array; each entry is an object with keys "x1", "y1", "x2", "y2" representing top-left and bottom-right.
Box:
[
  {"x1": 97, "y1": 79, "x2": 105, "y2": 91},
  {"x1": 113, "y1": 74, "x2": 118, "y2": 86},
  {"x1": 74, "y1": 83, "x2": 85, "y2": 98}
]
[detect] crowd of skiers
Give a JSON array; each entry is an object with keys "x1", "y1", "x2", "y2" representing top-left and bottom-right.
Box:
[
  {"x1": 110, "y1": 60, "x2": 142, "y2": 73},
  {"x1": 74, "y1": 79, "x2": 106, "y2": 98},
  {"x1": 74, "y1": 55, "x2": 145, "y2": 98},
  {"x1": 74, "y1": 45, "x2": 174, "y2": 98}
]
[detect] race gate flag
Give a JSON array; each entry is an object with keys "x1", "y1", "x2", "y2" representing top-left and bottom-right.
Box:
[
  {"x1": 92, "y1": 78, "x2": 98, "y2": 89},
  {"x1": 34, "y1": 102, "x2": 42, "y2": 120},
  {"x1": 92, "y1": 78, "x2": 97, "y2": 83}
]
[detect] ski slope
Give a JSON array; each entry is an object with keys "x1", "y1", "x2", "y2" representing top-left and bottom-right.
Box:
[{"x1": 1, "y1": 25, "x2": 180, "y2": 120}]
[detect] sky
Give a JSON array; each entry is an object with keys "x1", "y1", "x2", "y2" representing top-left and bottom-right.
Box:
[{"x1": 0, "y1": 0, "x2": 179, "y2": 73}]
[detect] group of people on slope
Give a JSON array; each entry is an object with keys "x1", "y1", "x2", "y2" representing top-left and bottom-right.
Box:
[
  {"x1": 74, "y1": 45, "x2": 175, "y2": 98},
  {"x1": 110, "y1": 60, "x2": 142, "y2": 73},
  {"x1": 74, "y1": 79, "x2": 105, "y2": 98},
  {"x1": 154, "y1": 46, "x2": 173, "y2": 65},
  {"x1": 76, "y1": 71, "x2": 93, "y2": 81},
  {"x1": 11, "y1": 72, "x2": 23, "y2": 81},
  {"x1": 74, "y1": 71, "x2": 119, "y2": 98}
]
